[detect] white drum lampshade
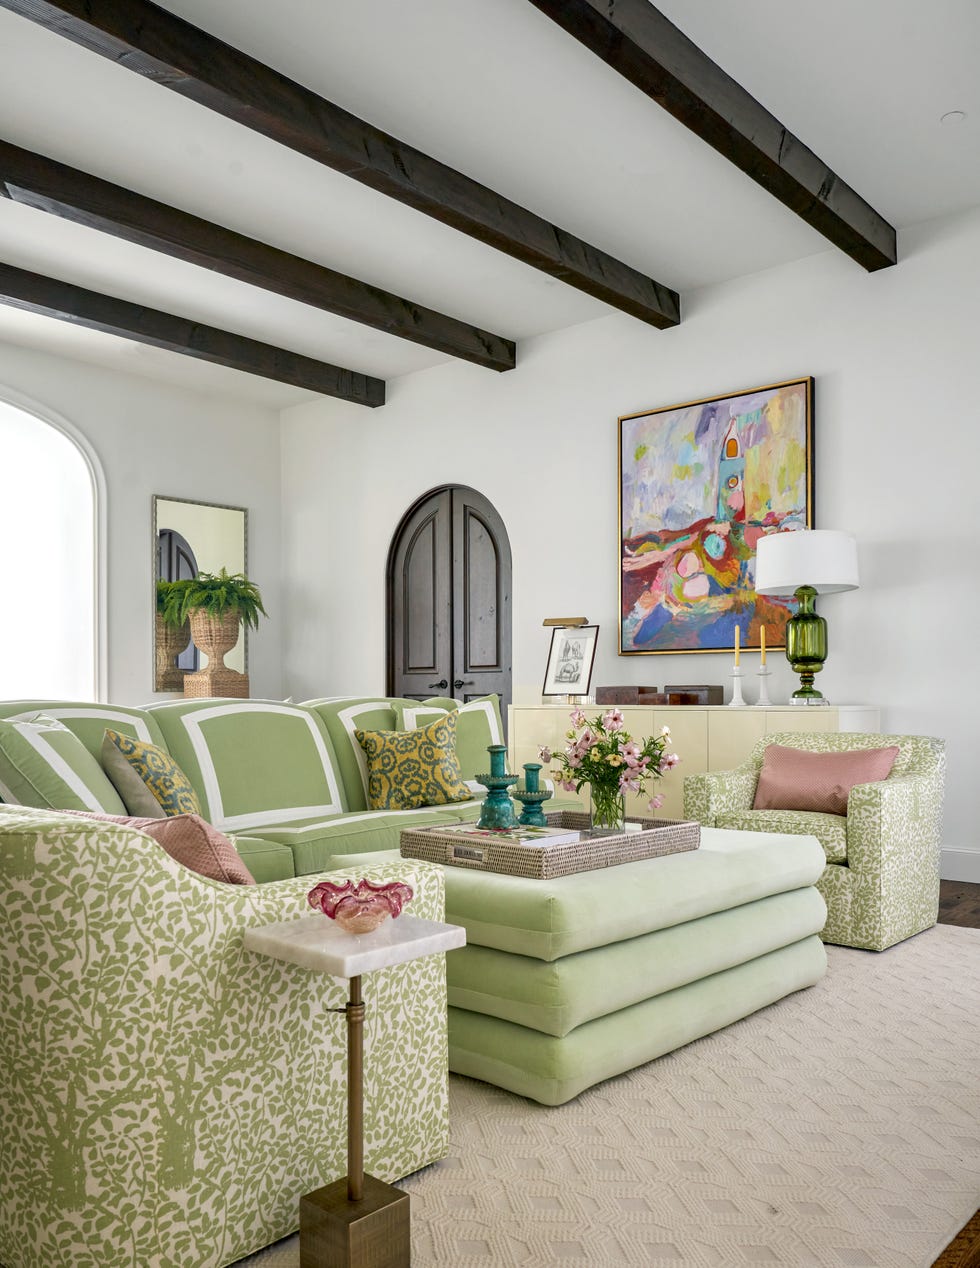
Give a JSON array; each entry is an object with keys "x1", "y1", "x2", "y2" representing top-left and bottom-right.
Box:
[
  {"x1": 754, "y1": 530, "x2": 859, "y2": 702},
  {"x1": 754, "y1": 529, "x2": 859, "y2": 596}
]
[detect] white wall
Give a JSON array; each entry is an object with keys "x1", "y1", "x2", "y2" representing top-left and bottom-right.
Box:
[
  {"x1": 281, "y1": 207, "x2": 980, "y2": 877},
  {"x1": 0, "y1": 343, "x2": 283, "y2": 703}
]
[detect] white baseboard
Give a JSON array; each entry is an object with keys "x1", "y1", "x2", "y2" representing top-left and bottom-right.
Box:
[{"x1": 941, "y1": 847, "x2": 980, "y2": 883}]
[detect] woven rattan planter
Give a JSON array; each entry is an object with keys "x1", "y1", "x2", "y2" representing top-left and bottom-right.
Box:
[
  {"x1": 183, "y1": 610, "x2": 249, "y2": 699},
  {"x1": 154, "y1": 613, "x2": 190, "y2": 692}
]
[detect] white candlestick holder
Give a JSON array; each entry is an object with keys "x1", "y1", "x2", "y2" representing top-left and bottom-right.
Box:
[
  {"x1": 729, "y1": 665, "x2": 746, "y2": 707},
  {"x1": 755, "y1": 666, "x2": 773, "y2": 707}
]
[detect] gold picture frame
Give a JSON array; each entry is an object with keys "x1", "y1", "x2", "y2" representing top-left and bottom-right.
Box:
[{"x1": 619, "y1": 377, "x2": 813, "y2": 655}]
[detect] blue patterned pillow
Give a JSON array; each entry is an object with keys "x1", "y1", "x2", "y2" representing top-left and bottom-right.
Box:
[{"x1": 101, "y1": 730, "x2": 202, "y2": 818}]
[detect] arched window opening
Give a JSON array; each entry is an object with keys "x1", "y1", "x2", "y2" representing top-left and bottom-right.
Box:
[{"x1": 0, "y1": 399, "x2": 97, "y2": 699}]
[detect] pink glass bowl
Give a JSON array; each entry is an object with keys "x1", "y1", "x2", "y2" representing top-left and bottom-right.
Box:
[{"x1": 306, "y1": 878, "x2": 414, "y2": 935}]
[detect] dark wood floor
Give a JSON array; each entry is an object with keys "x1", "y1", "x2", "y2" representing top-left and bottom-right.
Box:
[
  {"x1": 939, "y1": 879, "x2": 980, "y2": 929},
  {"x1": 933, "y1": 880, "x2": 979, "y2": 1266}
]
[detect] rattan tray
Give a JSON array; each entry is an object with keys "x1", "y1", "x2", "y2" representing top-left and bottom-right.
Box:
[{"x1": 399, "y1": 811, "x2": 700, "y2": 879}]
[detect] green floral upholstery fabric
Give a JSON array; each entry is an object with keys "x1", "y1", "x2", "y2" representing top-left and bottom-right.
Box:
[
  {"x1": 715, "y1": 808, "x2": 848, "y2": 864},
  {"x1": 0, "y1": 806, "x2": 451, "y2": 1268},
  {"x1": 683, "y1": 732, "x2": 946, "y2": 951}
]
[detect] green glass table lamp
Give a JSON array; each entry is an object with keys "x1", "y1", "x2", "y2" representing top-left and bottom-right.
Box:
[{"x1": 753, "y1": 530, "x2": 859, "y2": 702}]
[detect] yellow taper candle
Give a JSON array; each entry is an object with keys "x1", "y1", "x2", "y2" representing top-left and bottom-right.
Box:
[
  {"x1": 760, "y1": 624, "x2": 766, "y2": 666},
  {"x1": 734, "y1": 624, "x2": 740, "y2": 666}
]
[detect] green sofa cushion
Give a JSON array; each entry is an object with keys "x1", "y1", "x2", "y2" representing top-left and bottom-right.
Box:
[
  {"x1": 304, "y1": 698, "x2": 401, "y2": 812},
  {"x1": 0, "y1": 713, "x2": 127, "y2": 813},
  {"x1": 715, "y1": 808, "x2": 848, "y2": 863},
  {"x1": 448, "y1": 886, "x2": 827, "y2": 1036},
  {"x1": 0, "y1": 700, "x2": 167, "y2": 759},
  {"x1": 451, "y1": 696, "x2": 506, "y2": 780},
  {"x1": 231, "y1": 835, "x2": 296, "y2": 883},
  {"x1": 449, "y1": 936, "x2": 828, "y2": 1105},
  {"x1": 251, "y1": 805, "x2": 485, "y2": 876},
  {"x1": 442, "y1": 827, "x2": 826, "y2": 961},
  {"x1": 147, "y1": 700, "x2": 346, "y2": 831},
  {"x1": 391, "y1": 698, "x2": 458, "y2": 730}
]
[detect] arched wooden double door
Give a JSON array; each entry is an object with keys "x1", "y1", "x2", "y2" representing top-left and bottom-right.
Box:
[{"x1": 386, "y1": 486, "x2": 512, "y2": 723}]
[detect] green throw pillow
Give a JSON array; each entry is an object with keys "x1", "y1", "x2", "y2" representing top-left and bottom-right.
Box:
[
  {"x1": 355, "y1": 712, "x2": 472, "y2": 811},
  {"x1": 102, "y1": 730, "x2": 203, "y2": 818},
  {"x1": 0, "y1": 713, "x2": 127, "y2": 813},
  {"x1": 391, "y1": 698, "x2": 458, "y2": 732}
]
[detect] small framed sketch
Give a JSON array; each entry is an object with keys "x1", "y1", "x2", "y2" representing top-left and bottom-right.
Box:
[{"x1": 542, "y1": 625, "x2": 599, "y2": 697}]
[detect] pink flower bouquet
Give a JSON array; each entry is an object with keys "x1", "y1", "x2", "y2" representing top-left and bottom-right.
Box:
[{"x1": 540, "y1": 707, "x2": 678, "y2": 827}]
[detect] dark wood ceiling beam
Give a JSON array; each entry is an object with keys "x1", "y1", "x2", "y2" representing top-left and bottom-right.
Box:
[
  {"x1": 526, "y1": 0, "x2": 897, "y2": 272},
  {"x1": 0, "y1": 262, "x2": 385, "y2": 404},
  {"x1": 0, "y1": 0, "x2": 680, "y2": 328},
  {"x1": 0, "y1": 140, "x2": 514, "y2": 372}
]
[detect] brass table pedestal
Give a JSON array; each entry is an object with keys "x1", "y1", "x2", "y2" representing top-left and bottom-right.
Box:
[
  {"x1": 243, "y1": 913, "x2": 466, "y2": 1268},
  {"x1": 300, "y1": 1174, "x2": 409, "y2": 1268},
  {"x1": 300, "y1": 975, "x2": 409, "y2": 1268}
]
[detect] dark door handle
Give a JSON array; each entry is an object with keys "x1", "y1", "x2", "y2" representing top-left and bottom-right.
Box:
[
  {"x1": 454, "y1": 679, "x2": 475, "y2": 689},
  {"x1": 427, "y1": 679, "x2": 448, "y2": 689}
]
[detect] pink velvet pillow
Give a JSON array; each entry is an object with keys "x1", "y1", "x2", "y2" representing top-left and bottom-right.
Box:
[
  {"x1": 753, "y1": 744, "x2": 900, "y2": 816},
  {"x1": 63, "y1": 810, "x2": 255, "y2": 885}
]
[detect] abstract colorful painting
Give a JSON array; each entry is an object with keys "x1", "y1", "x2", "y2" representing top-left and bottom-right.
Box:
[{"x1": 619, "y1": 378, "x2": 813, "y2": 654}]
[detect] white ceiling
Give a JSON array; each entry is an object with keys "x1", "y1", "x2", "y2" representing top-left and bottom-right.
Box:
[{"x1": 0, "y1": 0, "x2": 976, "y2": 407}]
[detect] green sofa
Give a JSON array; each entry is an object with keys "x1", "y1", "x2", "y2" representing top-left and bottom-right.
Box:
[
  {"x1": 683, "y1": 730, "x2": 947, "y2": 951},
  {"x1": 0, "y1": 693, "x2": 523, "y2": 1268},
  {"x1": 0, "y1": 694, "x2": 522, "y2": 879}
]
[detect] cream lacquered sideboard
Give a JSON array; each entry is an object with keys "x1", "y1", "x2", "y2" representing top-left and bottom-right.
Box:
[{"x1": 509, "y1": 704, "x2": 882, "y2": 822}]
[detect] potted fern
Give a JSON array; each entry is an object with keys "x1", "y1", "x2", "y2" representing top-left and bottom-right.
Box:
[
  {"x1": 177, "y1": 569, "x2": 267, "y2": 698},
  {"x1": 155, "y1": 579, "x2": 193, "y2": 691}
]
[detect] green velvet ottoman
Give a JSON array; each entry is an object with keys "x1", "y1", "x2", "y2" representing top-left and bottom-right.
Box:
[{"x1": 443, "y1": 827, "x2": 828, "y2": 1105}]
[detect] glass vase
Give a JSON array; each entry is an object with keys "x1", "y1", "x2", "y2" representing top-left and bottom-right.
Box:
[{"x1": 589, "y1": 786, "x2": 626, "y2": 836}]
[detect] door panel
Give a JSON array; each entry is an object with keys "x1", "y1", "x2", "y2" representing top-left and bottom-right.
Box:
[
  {"x1": 389, "y1": 491, "x2": 452, "y2": 701},
  {"x1": 459, "y1": 508, "x2": 499, "y2": 668},
  {"x1": 452, "y1": 491, "x2": 512, "y2": 716},
  {"x1": 389, "y1": 486, "x2": 512, "y2": 723},
  {"x1": 403, "y1": 515, "x2": 439, "y2": 671}
]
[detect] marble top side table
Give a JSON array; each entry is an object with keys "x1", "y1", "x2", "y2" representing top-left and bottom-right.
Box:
[{"x1": 244, "y1": 911, "x2": 466, "y2": 1268}]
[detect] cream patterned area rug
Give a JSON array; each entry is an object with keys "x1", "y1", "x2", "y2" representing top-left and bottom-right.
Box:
[{"x1": 237, "y1": 926, "x2": 980, "y2": 1267}]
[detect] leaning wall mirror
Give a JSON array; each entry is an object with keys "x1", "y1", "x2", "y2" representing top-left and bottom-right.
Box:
[{"x1": 153, "y1": 495, "x2": 248, "y2": 691}]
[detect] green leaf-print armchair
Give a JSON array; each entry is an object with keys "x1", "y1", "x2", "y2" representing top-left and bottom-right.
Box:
[
  {"x1": 0, "y1": 807, "x2": 452, "y2": 1268},
  {"x1": 683, "y1": 732, "x2": 946, "y2": 952}
]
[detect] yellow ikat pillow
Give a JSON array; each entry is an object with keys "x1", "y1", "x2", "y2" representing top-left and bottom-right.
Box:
[{"x1": 355, "y1": 712, "x2": 472, "y2": 811}]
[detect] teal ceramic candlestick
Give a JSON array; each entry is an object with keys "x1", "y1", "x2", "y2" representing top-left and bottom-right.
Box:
[
  {"x1": 512, "y1": 762, "x2": 553, "y2": 827},
  {"x1": 475, "y1": 745, "x2": 519, "y2": 830}
]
